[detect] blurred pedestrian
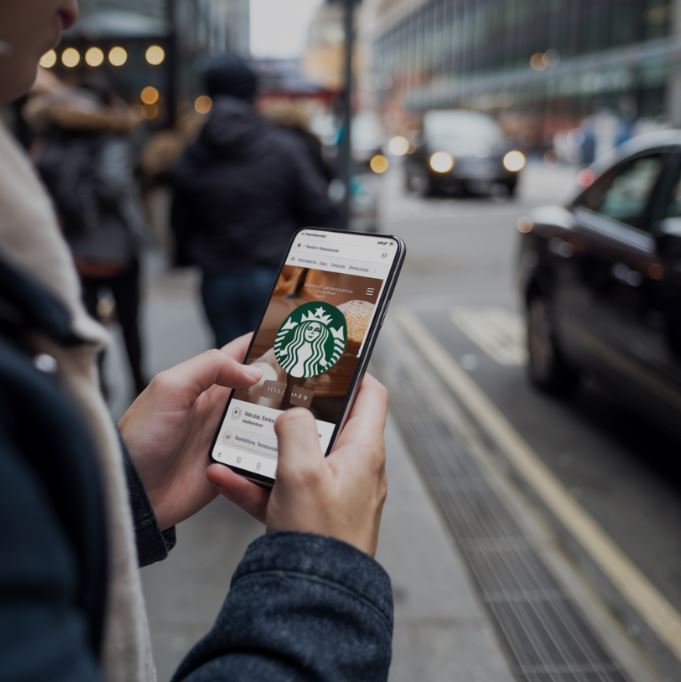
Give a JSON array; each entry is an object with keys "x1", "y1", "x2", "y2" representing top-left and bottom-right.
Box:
[
  {"x1": 28, "y1": 74, "x2": 148, "y2": 397},
  {"x1": 263, "y1": 100, "x2": 336, "y2": 186},
  {"x1": 171, "y1": 54, "x2": 338, "y2": 347},
  {"x1": 0, "y1": 3, "x2": 392, "y2": 682}
]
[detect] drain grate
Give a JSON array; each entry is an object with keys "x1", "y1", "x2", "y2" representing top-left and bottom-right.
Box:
[{"x1": 373, "y1": 328, "x2": 629, "y2": 682}]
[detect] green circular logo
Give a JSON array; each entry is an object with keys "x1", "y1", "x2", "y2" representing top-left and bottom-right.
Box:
[{"x1": 274, "y1": 301, "x2": 347, "y2": 378}]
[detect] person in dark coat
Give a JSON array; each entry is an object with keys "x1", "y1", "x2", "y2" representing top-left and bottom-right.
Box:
[
  {"x1": 171, "y1": 54, "x2": 338, "y2": 347},
  {"x1": 0, "y1": 3, "x2": 392, "y2": 680}
]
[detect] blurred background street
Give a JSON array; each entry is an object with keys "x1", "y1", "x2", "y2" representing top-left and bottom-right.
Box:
[{"x1": 5, "y1": 0, "x2": 681, "y2": 680}]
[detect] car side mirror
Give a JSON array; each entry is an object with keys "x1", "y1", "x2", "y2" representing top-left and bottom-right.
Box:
[{"x1": 656, "y1": 218, "x2": 681, "y2": 258}]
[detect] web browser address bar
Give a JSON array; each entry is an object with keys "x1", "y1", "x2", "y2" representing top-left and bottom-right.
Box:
[{"x1": 292, "y1": 242, "x2": 388, "y2": 263}]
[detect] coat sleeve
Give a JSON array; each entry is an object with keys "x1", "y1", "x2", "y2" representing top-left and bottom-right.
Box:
[
  {"x1": 121, "y1": 438, "x2": 176, "y2": 567},
  {"x1": 172, "y1": 532, "x2": 394, "y2": 682},
  {"x1": 0, "y1": 432, "x2": 104, "y2": 682}
]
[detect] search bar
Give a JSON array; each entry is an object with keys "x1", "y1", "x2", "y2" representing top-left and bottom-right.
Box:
[{"x1": 292, "y1": 241, "x2": 389, "y2": 264}]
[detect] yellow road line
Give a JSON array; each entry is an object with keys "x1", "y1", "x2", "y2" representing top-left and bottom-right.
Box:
[{"x1": 397, "y1": 308, "x2": 681, "y2": 663}]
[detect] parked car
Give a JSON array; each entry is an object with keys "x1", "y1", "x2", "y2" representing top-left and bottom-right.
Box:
[
  {"x1": 517, "y1": 131, "x2": 681, "y2": 435},
  {"x1": 405, "y1": 110, "x2": 525, "y2": 198}
]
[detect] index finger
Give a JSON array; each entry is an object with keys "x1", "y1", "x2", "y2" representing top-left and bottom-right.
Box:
[
  {"x1": 153, "y1": 345, "x2": 260, "y2": 408},
  {"x1": 220, "y1": 332, "x2": 254, "y2": 361},
  {"x1": 332, "y1": 374, "x2": 388, "y2": 452}
]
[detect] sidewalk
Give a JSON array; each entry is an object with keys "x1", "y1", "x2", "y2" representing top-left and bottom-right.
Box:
[{"x1": 108, "y1": 262, "x2": 513, "y2": 681}]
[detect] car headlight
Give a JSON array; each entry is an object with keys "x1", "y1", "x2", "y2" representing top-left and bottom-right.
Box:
[
  {"x1": 429, "y1": 151, "x2": 455, "y2": 173},
  {"x1": 503, "y1": 150, "x2": 526, "y2": 172},
  {"x1": 369, "y1": 153, "x2": 390, "y2": 174},
  {"x1": 388, "y1": 135, "x2": 410, "y2": 156}
]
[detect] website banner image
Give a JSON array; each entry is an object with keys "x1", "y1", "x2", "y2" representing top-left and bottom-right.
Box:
[{"x1": 236, "y1": 264, "x2": 382, "y2": 424}]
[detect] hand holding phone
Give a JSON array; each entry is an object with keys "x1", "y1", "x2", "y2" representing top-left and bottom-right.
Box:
[
  {"x1": 210, "y1": 228, "x2": 405, "y2": 486},
  {"x1": 207, "y1": 373, "x2": 389, "y2": 556}
]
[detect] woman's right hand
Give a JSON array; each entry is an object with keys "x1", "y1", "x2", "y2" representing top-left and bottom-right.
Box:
[{"x1": 207, "y1": 374, "x2": 389, "y2": 556}]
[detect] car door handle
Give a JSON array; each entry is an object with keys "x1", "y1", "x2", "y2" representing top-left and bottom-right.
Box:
[{"x1": 612, "y1": 262, "x2": 643, "y2": 287}]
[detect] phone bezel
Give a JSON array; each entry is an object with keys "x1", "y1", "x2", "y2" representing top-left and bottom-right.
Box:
[{"x1": 208, "y1": 227, "x2": 406, "y2": 487}]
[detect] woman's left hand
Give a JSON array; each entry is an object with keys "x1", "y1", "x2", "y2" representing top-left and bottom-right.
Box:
[{"x1": 119, "y1": 334, "x2": 261, "y2": 530}]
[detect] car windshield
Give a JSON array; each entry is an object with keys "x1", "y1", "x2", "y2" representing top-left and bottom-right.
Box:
[{"x1": 424, "y1": 111, "x2": 504, "y2": 153}]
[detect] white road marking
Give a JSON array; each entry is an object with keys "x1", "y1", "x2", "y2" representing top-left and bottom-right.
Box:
[
  {"x1": 397, "y1": 308, "x2": 681, "y2": 663},
  {"x1": 451, "y1": 307, "x2": 527, "y2": 366}
]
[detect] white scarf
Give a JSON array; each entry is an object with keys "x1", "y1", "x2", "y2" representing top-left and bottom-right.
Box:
[{"x1": 0, "y1": 122, "x2": 155, "y2": 682}]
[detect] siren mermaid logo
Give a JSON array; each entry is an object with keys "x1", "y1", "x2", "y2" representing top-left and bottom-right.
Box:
[{"x1": 274, "y1": 302, "x2": 347, "y2": 378}]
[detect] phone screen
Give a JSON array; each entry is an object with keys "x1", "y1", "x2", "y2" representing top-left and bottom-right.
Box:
[{"x1": 210, "y1": 229, "x2": 402, "y2": 482}]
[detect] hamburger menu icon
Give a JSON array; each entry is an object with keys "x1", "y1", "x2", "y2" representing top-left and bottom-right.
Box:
[{"x1": 274, "y1": 302, "x2": 347, "y2": 378}]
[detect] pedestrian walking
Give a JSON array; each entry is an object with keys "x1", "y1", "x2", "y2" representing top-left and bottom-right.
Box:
[
  {"x1": 0, "y1": 3, "x2": 392, "y2": 681},
  {"x1": 171, "y1": 54, "x2": 338, "y2": 347},
  {"x1": 263, "y1": 100, "x2": 336, "y2": 186},
  {"x1": 29, "y1": 74, "x2": 148, "y2": 397}
]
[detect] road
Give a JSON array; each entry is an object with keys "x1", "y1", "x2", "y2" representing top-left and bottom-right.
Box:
[
  {"x1": 378, "y1": 161, "x2": 681, "y2": 680},
  {"x1": 110, "y1": 161, "x2": 681, "y2": 680}
]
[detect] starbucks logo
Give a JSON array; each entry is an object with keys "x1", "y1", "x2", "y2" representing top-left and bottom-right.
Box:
[{"x1": 274, "y1": 302, "x2": 347, "y2": 378}]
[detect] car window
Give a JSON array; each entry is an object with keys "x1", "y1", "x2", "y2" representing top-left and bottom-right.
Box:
[
  {"x1": 579, "y1": 154, "x2": 665, "y2": 230},
  {"x1": 662, "y1": 169, "x2": 681, "y2": 219},
  {"x1": 423, "y1": 112, "x2": 503, "y2": 150}
]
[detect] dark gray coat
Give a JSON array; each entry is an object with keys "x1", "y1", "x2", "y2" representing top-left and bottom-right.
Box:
[{"x1": 0, "y1": 254, "x2": 393, "y2": 681}]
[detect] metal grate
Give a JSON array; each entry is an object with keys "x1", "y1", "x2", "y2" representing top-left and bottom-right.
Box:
[{"x1": 373, "y1": 329, "x2": 630, "y2": 682}]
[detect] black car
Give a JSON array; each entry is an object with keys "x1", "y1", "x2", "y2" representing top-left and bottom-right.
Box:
[
  {"x1": 405, "y1": 110, "x2": 526, "y2": 198},
  {"x1": 518, "y1": 132, "x2": 681, "y2": 434}
]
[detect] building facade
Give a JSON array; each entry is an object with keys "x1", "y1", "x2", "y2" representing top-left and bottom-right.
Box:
[
  {"x1": 48, "y1": 0, "x2": 249, "y2": 124},
  {"x1": 368, "y1": 0, "x2": 681, "y2": 144}
]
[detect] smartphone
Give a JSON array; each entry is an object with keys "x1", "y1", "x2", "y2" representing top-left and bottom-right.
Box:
[{"x1": 209, "y1": 228, "x2": 406, "y2": 486}]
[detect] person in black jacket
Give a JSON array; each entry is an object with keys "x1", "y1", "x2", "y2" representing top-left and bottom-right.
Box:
[
  {"x1": 0, "y1": 2, "x2": 392, "y2": 681},
  {"x1": 171, "y1": 55, "x2": 339, "y2": 347}
]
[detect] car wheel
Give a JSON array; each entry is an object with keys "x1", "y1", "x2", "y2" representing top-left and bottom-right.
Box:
[{"x1": 526, "y1": 293, "x2": 580, "y2": 396}]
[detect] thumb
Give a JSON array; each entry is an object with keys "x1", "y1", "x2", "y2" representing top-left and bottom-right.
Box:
[{"x1": 274, "y1": 408, "x2": 324, "y2": 479}]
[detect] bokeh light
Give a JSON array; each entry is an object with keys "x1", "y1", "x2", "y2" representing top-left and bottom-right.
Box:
[
  {"x1": 194, "y1": 95, "x2": 213, "y2": 114},
  {"x1": 61, "y1": 48, "x2": 81, "y2": 69},
  {"x1": 140, "y1": 86, "x2": 160, "y2": 106},
  {"x1": 502, "y1": 150, "x2": 527, "y2": 172},
  {"x1": 85, "y1": 47, "x2": 104, "y2": 68},
  {"x1": 40, "y1": 50, "x2": 57, "y2": 69},
  {"x1": 543, "y1": 49, "x2": 561, "y2": 67},
  {"x1": 529, "y1": 52, "x2": 546, "y2": 71},
  {"x1": 388, "y1": 135, "x2": 410, "y2": 156},
  {"x1": 143, "y1": 104, "x2": 159, "y2": 120},
  {"x1": 145, "y1": 45, "x2": 166, "y2": 66},
  {"x1": 108, "y1": 46, "x2": 128, "y2": 67},
  {"x1": 370, "y1": 154, "x2": 390, "y2": 174},
  {"x1": 429, "y1": 151, "x2": 455, "y2": 173}
]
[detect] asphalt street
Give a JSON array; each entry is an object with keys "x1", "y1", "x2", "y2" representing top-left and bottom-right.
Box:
[
  {"x1": 105, "y1": 161, "x2": 681, "y2": 680},
  {"x1": 378, "y1": 161, "x2": 681, "y2": 680}
]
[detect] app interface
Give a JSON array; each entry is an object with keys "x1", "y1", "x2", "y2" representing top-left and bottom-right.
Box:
[{"x1": 212, "y1": 230, "x2": 399, "y2": 479}]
